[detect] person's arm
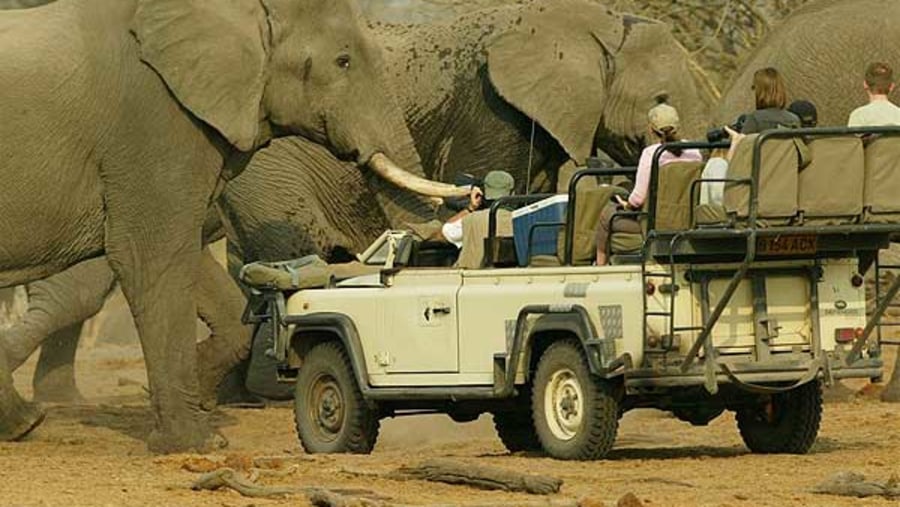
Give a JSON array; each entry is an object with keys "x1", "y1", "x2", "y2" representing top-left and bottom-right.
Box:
[
  {"x1": 626, "y1": 146, "x2": 654, "y2": 209},
  {"x1": 445, "y1": 187, "x2": 484, "y2": 225}
]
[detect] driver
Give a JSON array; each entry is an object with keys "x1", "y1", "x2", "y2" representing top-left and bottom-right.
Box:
[{"x1": 441, "y1": 170, "x2": 514, "y2": 248}]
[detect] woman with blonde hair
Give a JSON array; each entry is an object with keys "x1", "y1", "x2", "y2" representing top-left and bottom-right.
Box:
[{"x1": 740, "y1": 67, "x2": 801, "y2": 133}]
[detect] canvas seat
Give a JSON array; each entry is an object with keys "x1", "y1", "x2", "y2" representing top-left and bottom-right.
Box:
[
  {"x1": 799, "y1": 136, "x2": 864, "y2": 225},
  {"x1": 240, "y1": 256, "x2": 380, "y2": 291},
  {"x1": 696, "y1": 134, "x2": 803, "y2": 227},
  {"x1": 546, "y1": 185, "x2": 626, "y2": 265},
  {"x1": 863, "y1": 136, "x2": 900, "y2": 223},
  {"x1": 725, "y1": 134, "x2": 803, "y2": 225},
  {"x1": 610, "y1": 160, "x2": 704, "y2": 255},
  {"x1": 456, "y1": 208, "x2": 514, "y2": 269}
]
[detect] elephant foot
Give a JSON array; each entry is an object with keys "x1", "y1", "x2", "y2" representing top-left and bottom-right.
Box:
[
  {"x1": 33, "y1": 383, "x2": 87, "y2": 405},
  {"x1": 33, "y1": 367, "x2": 86, "y2": 404},
  {"x1": 147, "y1": 427, "x2": 228, "y2": 454},
  {"x1": 216, "y1": 363, "x2": 266, "y2": 408},
  {"x1": 0, "y1": 401, "x2": 45, "y2": 442}
]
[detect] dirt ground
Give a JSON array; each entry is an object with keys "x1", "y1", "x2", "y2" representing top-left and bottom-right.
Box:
[{"x1": 1, "y1": 342, "x2": 899, "y2": 507}]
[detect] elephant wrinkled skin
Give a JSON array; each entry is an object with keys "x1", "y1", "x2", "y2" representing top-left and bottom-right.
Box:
[{"x1": 0, "y1": 0, "x2": 449, "y2": 450}]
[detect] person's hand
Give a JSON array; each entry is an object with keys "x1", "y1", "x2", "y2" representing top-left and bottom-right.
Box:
[
  {"x1": 467, "y1": 187, "x2": 484, "y2": 211},
  {"x1": 614, "y1": 194, "x2": 629, "y2": 209},
  {"x1": 724, "y1": 125, "x2": 746, "y2": 143}
]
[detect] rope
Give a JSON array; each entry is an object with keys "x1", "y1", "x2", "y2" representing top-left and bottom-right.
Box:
[{"x1": 526, "y1": 119, "x2": 536, "y2": 195}]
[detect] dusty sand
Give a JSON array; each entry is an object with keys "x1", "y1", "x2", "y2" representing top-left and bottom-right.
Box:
[{"x1": 2, "y1": 341, "x2": 900, "y2": 507}]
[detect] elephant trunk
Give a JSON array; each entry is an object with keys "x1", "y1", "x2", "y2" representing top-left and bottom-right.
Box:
[{"x1": 367, "y1": 153, "x2": 469, "y2": 198}]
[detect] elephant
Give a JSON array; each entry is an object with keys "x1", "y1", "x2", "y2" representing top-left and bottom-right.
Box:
[
  {"x1": 0, "y1": 0, "x2": 460, "y2": 450},
  {"x1": 374, "y1": 0, "x2": 715, "y2": 194},
  {"x1": 1, "y1": 0, "x2": 716, "y2": 411},
  {"x1": 716, "y1": 0, "x2": 900, "y2": 402}
]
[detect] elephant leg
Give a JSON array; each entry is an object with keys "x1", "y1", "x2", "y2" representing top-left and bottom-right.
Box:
[
  {"x1": 100, "y1": 138, "x2": 224, "y2": 452},
  {"x1": 32, "y1": 323, "x2": 85, "y2": 403},
  {"x1": 0, "y1": 345, "x2": 44, "y2": 441},
  {"x1": 194, "y1": 247, "x2": 253, "y2": 410},
  {"x1": 0, "y1": 257, "x2": 115, "y2": 403}
]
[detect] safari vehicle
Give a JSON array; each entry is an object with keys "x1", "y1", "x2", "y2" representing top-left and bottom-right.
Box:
[{"x1": 243, "y1": 126, "x2": 900, "y2": 460}]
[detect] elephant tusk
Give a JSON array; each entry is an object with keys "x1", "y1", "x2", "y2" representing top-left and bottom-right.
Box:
[{"x1": 368, "y1": 153, "x2": 470, "y2": 198}]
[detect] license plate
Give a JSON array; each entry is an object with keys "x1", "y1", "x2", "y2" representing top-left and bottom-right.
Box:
[{"x1": 757, "y1": 234, "x2": 817, "y2": 256}]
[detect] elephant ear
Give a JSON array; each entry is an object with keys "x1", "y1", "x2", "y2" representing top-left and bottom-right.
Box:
[
  {"x1": 132, "y1": 0, "x2": 269, "y2": 152},
  {"x1": 487, "y1": 1, "x2": 624, "y2": 163}
]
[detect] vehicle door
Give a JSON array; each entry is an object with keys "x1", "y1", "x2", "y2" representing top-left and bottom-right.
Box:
[{"x1": 378, "y1": 270, "x2": 462, "y2": 373}]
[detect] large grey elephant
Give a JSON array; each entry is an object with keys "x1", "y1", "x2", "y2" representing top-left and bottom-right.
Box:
[
  {"x1": 716, "y1": 0, "x2": 900, "y2": 402},
  {"x1": 1, "y1": 0, "x2": 716, "y2": 409},
  {"x1": 376, "y1": 0, "x2": 715, "y2": 192},
  {"x1": 0, "y1": 0, "x2": 458, "y2": 449}
]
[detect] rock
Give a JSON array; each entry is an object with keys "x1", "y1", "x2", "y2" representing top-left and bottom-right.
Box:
[{"x1": 617, "y1": 492, "x2": 644, "y2": 507}]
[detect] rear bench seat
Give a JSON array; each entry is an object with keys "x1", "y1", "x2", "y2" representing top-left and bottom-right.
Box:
[
  {"x1": 864, "y1": 135, "x2": 900, "y2": 223},
  {"x1": 799, "y1": 136, "x2": 865, "y2": 225}
]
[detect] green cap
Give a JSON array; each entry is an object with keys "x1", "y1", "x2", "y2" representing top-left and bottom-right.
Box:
[{"x1": 483, "y1": 170, "x2": 515, "y2": 200}]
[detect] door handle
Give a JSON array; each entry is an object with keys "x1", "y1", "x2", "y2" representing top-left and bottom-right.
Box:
[{"x1": 432, "y1": 306, "x2": 452, "y2": 316}]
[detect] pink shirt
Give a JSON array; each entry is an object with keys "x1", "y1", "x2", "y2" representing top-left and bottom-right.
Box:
[{"x1": 628, "y1": 142, "x2": 703, "y2": 208}]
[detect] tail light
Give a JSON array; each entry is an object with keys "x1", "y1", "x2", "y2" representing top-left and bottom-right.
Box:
[
  {"x1": 646, "y1": 281, "x2": 656, "y2": 296},
  {"x1": 835, "y1": 327, "x2": 864, "y2": 343}
]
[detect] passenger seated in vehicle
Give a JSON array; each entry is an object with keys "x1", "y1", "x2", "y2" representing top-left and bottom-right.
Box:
[
  {"x1": 595, "y1": 102, "x2": 702, "y2": 265},
  {"x1": 848, "y1": 62, "x2": 900, "y2": 127},
  {"x1": 700, "y1": 126, "x2": 746, "y2": 206},
  {"x1": 440, "y1": 170, "x2": 515, "y2": 249},
  {"x1": 788, "y1": 100, "x2": 819, "y2": 128},
  {"x1": 740, "y1": 68, "x2": 801, "y2": 134}
]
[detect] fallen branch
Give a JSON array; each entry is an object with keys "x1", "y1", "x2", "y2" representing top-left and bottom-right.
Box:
[
  {"x1": 308, "y1": 489, "x2": 581, "y2": 507},
  {"x1": 191, "y1": 467, "x2": 384, "y2": 501},
  {"x1": 813, "y1": 471, "x2": 900, "y2": 498},
  {"x1": 192, "y1": 468, "x2": 298, "y2": 498},
  {"x1": 387, "y1": 459, "x2": 562, "y2": 495}
]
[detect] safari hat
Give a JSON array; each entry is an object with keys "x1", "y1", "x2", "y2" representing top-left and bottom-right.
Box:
[
  {"x1": 648, "y1": 102, "x2": 680, "y2": 133},
  {"x1": 483, "y1": 170, "x2": 515, "y2": 200}
]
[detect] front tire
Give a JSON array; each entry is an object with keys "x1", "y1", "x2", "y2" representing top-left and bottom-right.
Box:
[
  {"x1": 736, "y1": 380, "x2": 822, "y2": 454},
  {"x1": 294, "y1": 341, "x2": 379, "y2": 454},
  {"x1": 532, "y1": 340, "x2": 618, "y2": 460}
]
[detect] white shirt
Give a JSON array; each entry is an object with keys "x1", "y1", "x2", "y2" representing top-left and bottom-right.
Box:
[
  {"x1": 700, "y1": 157, "x2": 728, "y2": 206},
  {"x1": 442, "y1": 219, "x2": 464, "y2": 248},
  {"x1": 848, "y1": 100, "x2": 900, "y2": 127}
]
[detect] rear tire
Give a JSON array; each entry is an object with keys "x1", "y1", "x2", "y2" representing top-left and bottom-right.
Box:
[
  {"x1": 532, "y1": 340, "x2": 618, "y2": 460},
  {"x1": 736, "y1": 380, "x2": 822, "y2": 454},
  {"x1": 294, "y1": 341, "x2": 379, "y2": 454},
  {"x1": 493, "y1": 389, "x2": 541, "y2": 453}
]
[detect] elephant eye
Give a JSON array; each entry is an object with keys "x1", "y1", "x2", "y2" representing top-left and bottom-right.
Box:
[{"x1": 336, "y1": 54, "x2": 351, "y2": 70}]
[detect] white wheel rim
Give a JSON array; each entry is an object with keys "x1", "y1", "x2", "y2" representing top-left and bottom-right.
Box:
[{"x1": 544, "y1": 368, "x2": 584, "y2": 441}]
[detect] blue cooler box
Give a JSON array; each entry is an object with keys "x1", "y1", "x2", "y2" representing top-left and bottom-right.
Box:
[{"x1": 511, "y1": 195, "x2": 569, "y2": 265}]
